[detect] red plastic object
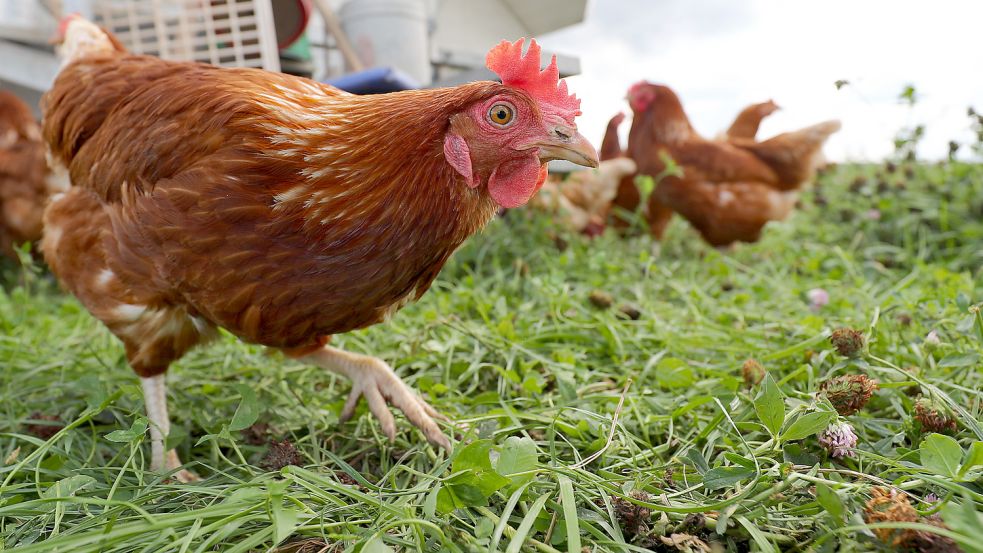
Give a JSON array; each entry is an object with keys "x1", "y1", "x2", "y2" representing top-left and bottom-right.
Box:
[{"x1": 274, "y1": 0, "x2": 312, "y2": 50}]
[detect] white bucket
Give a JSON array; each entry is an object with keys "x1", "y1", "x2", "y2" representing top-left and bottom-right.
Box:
[{"x1": 339, "y1": 0, "x2": 431, "y2": 86}]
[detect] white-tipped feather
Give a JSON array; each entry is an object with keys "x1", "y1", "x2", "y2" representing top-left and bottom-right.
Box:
[{"x1": 58, "y1": 17, "x2": 116, "y2": 67}]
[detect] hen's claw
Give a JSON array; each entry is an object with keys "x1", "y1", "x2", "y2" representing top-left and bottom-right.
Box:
[
  {"x1": 172, "y1": 470, "x2": 200, "y2": 483},
  {"x1": 156, "y1": 450, "x2": 199, "y2": 483},
  {"x1": 295, "y1": 345, "x2": 451, "y2": 450},
  {"x1": 340, "y1": 357, "x2": 451, "y2": 450}
]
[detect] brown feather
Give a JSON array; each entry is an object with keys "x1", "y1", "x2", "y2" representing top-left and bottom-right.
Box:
[
  {"x1": 599, "y1": 112, "x2": 625, "y2": 162},
  {"x1": 724, "y1": 100, "x2": 779, "y2": 140}
]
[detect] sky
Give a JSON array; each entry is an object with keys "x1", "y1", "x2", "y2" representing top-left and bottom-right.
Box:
[{"x1": 538, "y1": 0, "x2": 983, "y2": 161}]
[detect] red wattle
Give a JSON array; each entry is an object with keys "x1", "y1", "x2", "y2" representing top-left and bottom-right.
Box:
[
  {"x1": 535, "y1": 163, "x2": 549, "y2": 192},
  {"x1": 488, "y1": 155, "x2": 544, "y2": 208}
]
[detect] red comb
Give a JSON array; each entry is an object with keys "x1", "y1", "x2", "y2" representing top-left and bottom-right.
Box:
[
  {"x1": 53, "y1": 13, "x2": 81, "y2": 43},
  {"x1": 486, "y1": 38, "x2": 581, "y2": 120},
  {"x1": 628, "y1": 80, "x2": 651, "y2": 97}
]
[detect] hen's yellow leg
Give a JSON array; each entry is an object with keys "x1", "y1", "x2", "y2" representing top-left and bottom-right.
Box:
[
  {"x1": 294, "y1": 346, "x2": 450, "y2": 449},
  {"x1": 140, "y1": 374, "x2": 199, "y2": 482}
]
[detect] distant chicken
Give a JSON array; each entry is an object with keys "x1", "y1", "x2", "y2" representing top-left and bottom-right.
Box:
[
  {"x1": 599, "y1": 111, "x2": 626, "y2": 161},
  {"x1": 531, "y1": 111, "x2": 652, "y2": 237},
  {"x1": 596, "y1": 110, "x2": 669, "y2": 234},
  {"x1": 605, "y1": 99, "x2": 780, "y2": 237},
  {"x1": 43, "y1": 17, "x2": 597, "y2": 479},
  {"x1": 530, "y1": 157, "x2": 637, "y2": 236},
  {"x1": 622, "y1": 82, "x2": 839, "y2": 246},
  {"x1": 0, "y1": 91, "x2": 53, "y2": 258},
  {"x1": 723, "y1": 99, "x2": 780, "y2": 141}
]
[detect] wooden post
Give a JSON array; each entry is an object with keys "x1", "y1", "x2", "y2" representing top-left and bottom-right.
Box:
[{"x1": 311, "y1": 0, "x2": 364, "y2": 72}]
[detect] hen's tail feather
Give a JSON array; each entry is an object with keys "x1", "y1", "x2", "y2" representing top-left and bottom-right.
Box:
[
  {"x1": 734, "y1": 119, "x2": 841, "y2": 191},
  {"x1": 599, "y1": 112, "x2": 626, "y2": 161},
  {"x1": 791, "y1": 120, "x2": 842, "y2": 142}
]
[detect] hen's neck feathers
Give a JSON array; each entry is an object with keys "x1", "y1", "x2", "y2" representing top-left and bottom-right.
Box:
[
  {"x1": 58, "y1": 19, "x2": 124, "y2": 67},
  {"x1": 259, "y1": 82, "x2": 502, "y2": 248},
  {"x1": 630, "y1": 91, "x2": 697, "y2": 148}
]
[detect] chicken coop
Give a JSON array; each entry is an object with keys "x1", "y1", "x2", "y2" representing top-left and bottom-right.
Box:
[
  {"x1": 87, "y1": 0, "x2": 283, "y2": 71},
  {"x1": 0, "y1": 0, "x2": 587, "y2": 114}
]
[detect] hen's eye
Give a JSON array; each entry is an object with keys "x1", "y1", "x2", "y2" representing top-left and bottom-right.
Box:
[{"x1": 488, "y1": 103, "x2": 515, "y2": 127}]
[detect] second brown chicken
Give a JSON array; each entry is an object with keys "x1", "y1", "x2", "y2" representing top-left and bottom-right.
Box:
[
  {"x1": 530, "y1": 157, "x2": 637, "y2": 237},
  {"x1": 615, "y1": 82, "x2": 840, "y2": 246}
]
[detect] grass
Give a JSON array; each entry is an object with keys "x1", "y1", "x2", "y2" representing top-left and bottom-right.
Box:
[{"x1": 1, "y1": 160, "x2": 982, "y2": 552}]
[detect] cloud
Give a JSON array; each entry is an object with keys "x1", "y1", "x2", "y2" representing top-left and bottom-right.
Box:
[
  {"x1": 540, "y1": 0, "x2": 983, "y2": 161},
  {"x1": 580, "y1": 0, "x2": 755, "y2": 48}
]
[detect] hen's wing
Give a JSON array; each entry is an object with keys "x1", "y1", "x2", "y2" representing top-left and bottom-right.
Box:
[
  {"x1": 661, "y1": 141, "x2": 779, "y2": 185},
  {"x1": 655, "y1": 174, "x2": 796, "y2": 246},
  {"x1": 43, "y1": 55, "x2": 347, "y2": 203}
]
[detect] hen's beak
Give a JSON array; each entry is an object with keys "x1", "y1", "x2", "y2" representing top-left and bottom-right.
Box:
[{"x1": 534, "y1": 125, "x2": 599, "y2": 168}]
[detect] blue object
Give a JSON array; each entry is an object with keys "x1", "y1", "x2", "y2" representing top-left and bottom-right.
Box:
[{"x1": 324, "y1": 67, "x2": 420, "y2": 95}]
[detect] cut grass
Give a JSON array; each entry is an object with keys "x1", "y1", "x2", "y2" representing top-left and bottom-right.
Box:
[{"x1": 0, "y1": 161, "x2": 982, "y2": 552}]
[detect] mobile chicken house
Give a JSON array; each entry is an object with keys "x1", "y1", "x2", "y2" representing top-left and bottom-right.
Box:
[{"x1": 0, "y1": 0, "x2": 586, "y2": 114}]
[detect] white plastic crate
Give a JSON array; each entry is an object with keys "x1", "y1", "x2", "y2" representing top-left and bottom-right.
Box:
[{"x1": 91, "y1": 0, "x2": 280, "y2": 71}]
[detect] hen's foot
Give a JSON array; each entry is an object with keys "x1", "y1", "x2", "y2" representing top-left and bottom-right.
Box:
[
  {"x1": 157, "y1": 450, "x2": 200, "y2": 483},
  {"x1": 295, "y1": 346, "x2": 451, "y2": 450}
]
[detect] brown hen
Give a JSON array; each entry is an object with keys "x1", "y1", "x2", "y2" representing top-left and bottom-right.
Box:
[
  {"x1": 42, "y1": 17, "x2": 597, "y2": 479},
  {"x1": 618, "y1": 82, "x2": 839, "y2": 246},
  {"x1": 530, "y1": 157, "x2": 637, "y2": 236}
]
